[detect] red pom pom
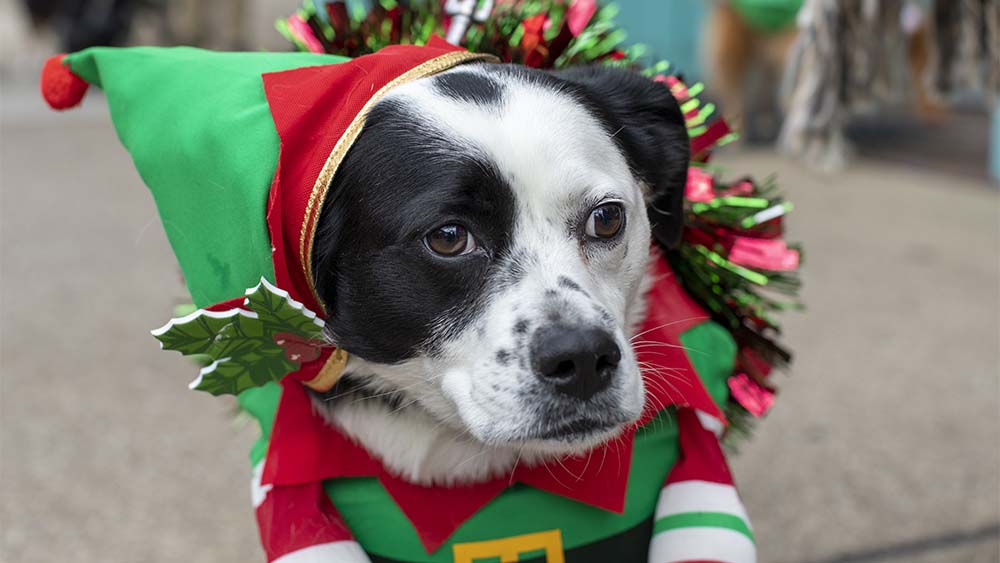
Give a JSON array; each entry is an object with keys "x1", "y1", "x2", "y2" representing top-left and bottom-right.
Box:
[{"x1": 40, "y1": 54, "x2": 89, "y2": 110}]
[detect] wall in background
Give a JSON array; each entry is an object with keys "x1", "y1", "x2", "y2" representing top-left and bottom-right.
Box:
[{"x1": 613, "y1": 0, "x2": 708, "y2": 80}]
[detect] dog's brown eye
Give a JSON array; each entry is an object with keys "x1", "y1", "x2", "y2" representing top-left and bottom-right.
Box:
[
  {"x1": 585, "y1": 203, "x2": 625, "y2": 239},
  {"x1": 425, "y1": 224, "x2": 477, "y2": 256}
]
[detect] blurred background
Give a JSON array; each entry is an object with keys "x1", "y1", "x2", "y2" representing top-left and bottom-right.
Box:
[{"x1": 1, "y1": 0, "x2": 998, "y2": 562}]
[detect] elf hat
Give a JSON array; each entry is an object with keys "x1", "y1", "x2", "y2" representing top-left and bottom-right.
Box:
[{"x1": 41, "y1": 41, "x2": 494, "y2": 392}]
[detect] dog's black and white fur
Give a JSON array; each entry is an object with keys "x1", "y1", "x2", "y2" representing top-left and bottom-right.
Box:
[{"x1": 310, "y1": 62, "x2": 689, "y2": 486}]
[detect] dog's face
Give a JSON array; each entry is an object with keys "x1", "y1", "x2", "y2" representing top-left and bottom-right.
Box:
[{"x1": 312, "y1": 63, "x2": 689, "y2": 455}]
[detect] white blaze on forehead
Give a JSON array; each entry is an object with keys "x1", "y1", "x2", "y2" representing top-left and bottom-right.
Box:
[{"x1": 386, "y1": 68, "x2": 640, "y2": 216}]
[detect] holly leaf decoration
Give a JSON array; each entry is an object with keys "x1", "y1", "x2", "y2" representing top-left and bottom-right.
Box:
[
  {"x1": 190, "y1": 348, "x2": 298, "y2": 396},
  {"x1": 152, "y1": 278, "x2": 326, "y2": 396},
  {"x1": 247, "y1": 279, "x2": 324, "y2": 336}
]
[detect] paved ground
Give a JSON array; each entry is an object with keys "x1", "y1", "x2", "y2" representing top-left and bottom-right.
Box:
[
  {"x1": 722, "y1": 150, "x2": 999, "y2": 563},
  {"x1": 2, "y1": 31, "x2": 999, "y2": 563}
]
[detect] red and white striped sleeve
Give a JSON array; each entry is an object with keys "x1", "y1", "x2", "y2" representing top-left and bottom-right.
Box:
[
  {"x1": 252, "y1": 463, "x2": 371, "y2": 563},
  {"x1": 647, "y1": 408, "x2": 756, "y2": 563}
]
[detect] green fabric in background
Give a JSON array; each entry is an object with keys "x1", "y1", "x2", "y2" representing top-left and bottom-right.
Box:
[
  {"x1": 66, "y1": 47, "x2": 348, "y2": 306},
  {"x1": 730, "y1": 0, "x2": 803, "y2": 32}
]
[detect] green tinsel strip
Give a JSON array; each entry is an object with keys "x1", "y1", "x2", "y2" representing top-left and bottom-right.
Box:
[{"x1": 279, "y1": 0, "x2": 653, "y2": 70}]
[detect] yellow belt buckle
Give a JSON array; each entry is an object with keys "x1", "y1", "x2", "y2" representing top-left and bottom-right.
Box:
[{"x1": 452, "y1": 529, "x2": 564, "y2": 563}]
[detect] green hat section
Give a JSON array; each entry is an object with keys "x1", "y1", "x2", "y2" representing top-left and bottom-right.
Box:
[{"x1": 66, "y1": 47, "x2": 349, "y2": 307}]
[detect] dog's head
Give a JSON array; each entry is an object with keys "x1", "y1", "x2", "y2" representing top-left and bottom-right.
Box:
[{"x1": 312, "y1": 63, "x2": 689, "y2": 455}]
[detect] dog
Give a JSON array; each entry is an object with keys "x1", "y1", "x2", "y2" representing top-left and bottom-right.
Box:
[
  {"x1": 705, "y1": 0, "x2": 949, "y2": 144},
  {"x1": 307, "y1": 62, "x2": 690, "y2": 486},
  {"x1": 41, "y1": 43, "x2": 757, "y2": 561}
]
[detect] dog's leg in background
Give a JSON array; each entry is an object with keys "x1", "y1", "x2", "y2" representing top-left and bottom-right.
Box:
[
  {"x1": 705, "y1": 3, "x2": 752, "y2": 132},
  {"x1": 907, "y1": 16, "x2": 949, "y2": 124},
  {"x1": 706, "y1": 1, "x2": 799, "y2": 142}
]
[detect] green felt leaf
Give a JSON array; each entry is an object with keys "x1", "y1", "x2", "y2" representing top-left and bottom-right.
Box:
[
  {"x1": 245, "y1": 278, "x2": 324, "y2": 339},
  {"x1": 205, "y1": 313, "x2": 269, "y2": 359},
  {"x1": 192, "y1": 348, "x2": 299, "y2": 396},
  {"x1": 152, "y1": 309, "x2": 256, "y2": 356},
  {"x1": 153, "y1": 278, "x2": 327, "y2": 396}
]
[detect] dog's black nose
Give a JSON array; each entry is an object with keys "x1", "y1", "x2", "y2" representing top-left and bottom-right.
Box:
[{"x1": 531, "y1": 325, "x2": 621, "y2": 400}]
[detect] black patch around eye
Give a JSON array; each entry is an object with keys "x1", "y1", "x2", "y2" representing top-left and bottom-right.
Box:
[
  {"x1": 311, "y1": 97, "x2": 517, "y2": 364},
  {"x1": 434, "y1": 71, "x2": 504, "y2": 106}
]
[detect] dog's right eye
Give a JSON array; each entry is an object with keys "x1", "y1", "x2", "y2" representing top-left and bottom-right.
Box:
[
  {"x1": 585, "y1": 202, "x2": 625, "y2": 240},
  {"x1": 424, "y1": 224, "x2": 478, "y2": 257}
]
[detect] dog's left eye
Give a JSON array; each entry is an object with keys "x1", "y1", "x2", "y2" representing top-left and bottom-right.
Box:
[
  {"x1": 585, "y1": 202, "x2": 625, "y2": 239},
  {"x1": 425, "y1": 224, "x2": 478, "y2": 257}
]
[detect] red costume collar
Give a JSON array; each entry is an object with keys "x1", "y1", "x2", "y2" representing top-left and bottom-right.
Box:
[{"x1": 253, "y1": 41, "x2": 724, "y2": 552}]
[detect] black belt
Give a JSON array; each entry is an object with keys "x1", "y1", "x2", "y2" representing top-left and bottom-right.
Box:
[{"x1": 368, "y1": 517, "x2": 653, "y2": 563}]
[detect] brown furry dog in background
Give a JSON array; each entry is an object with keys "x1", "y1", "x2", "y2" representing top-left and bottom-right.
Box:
[
  {"x1": 704, "y1": 2, "x2": 799, "y2": 139},
  {"x1": 704, "y1": 1, "x2": 947, "y2": 142}
]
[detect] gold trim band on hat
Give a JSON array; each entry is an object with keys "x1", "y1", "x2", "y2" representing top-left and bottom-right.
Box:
[{"x1": 300, "y1": 50, "x2": 498, "y2": 310}]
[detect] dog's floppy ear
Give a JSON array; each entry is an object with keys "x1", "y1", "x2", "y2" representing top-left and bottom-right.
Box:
[{"x1": 551, "y1": 66, "x2": 690, "y2": 248}]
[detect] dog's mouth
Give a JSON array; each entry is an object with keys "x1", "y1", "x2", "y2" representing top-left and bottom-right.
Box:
[{"x1": 529, "y1": 417, "x2": 622, "y2": 442}]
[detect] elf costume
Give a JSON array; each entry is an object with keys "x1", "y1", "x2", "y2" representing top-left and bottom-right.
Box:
[{"x1": 40, "y1": 3, "x2": 800, "y2": 562}]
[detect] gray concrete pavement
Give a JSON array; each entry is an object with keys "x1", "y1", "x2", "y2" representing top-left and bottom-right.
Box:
[
  {"x1": 1, "y1": 89, "x2": 263, "y2": 563},
  {"x1": 2, "y1": 76, "x2": 999, "y2": 563},
  {"x1": 721, "y1": 151, "x2": 1000, "y2": 563}
]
